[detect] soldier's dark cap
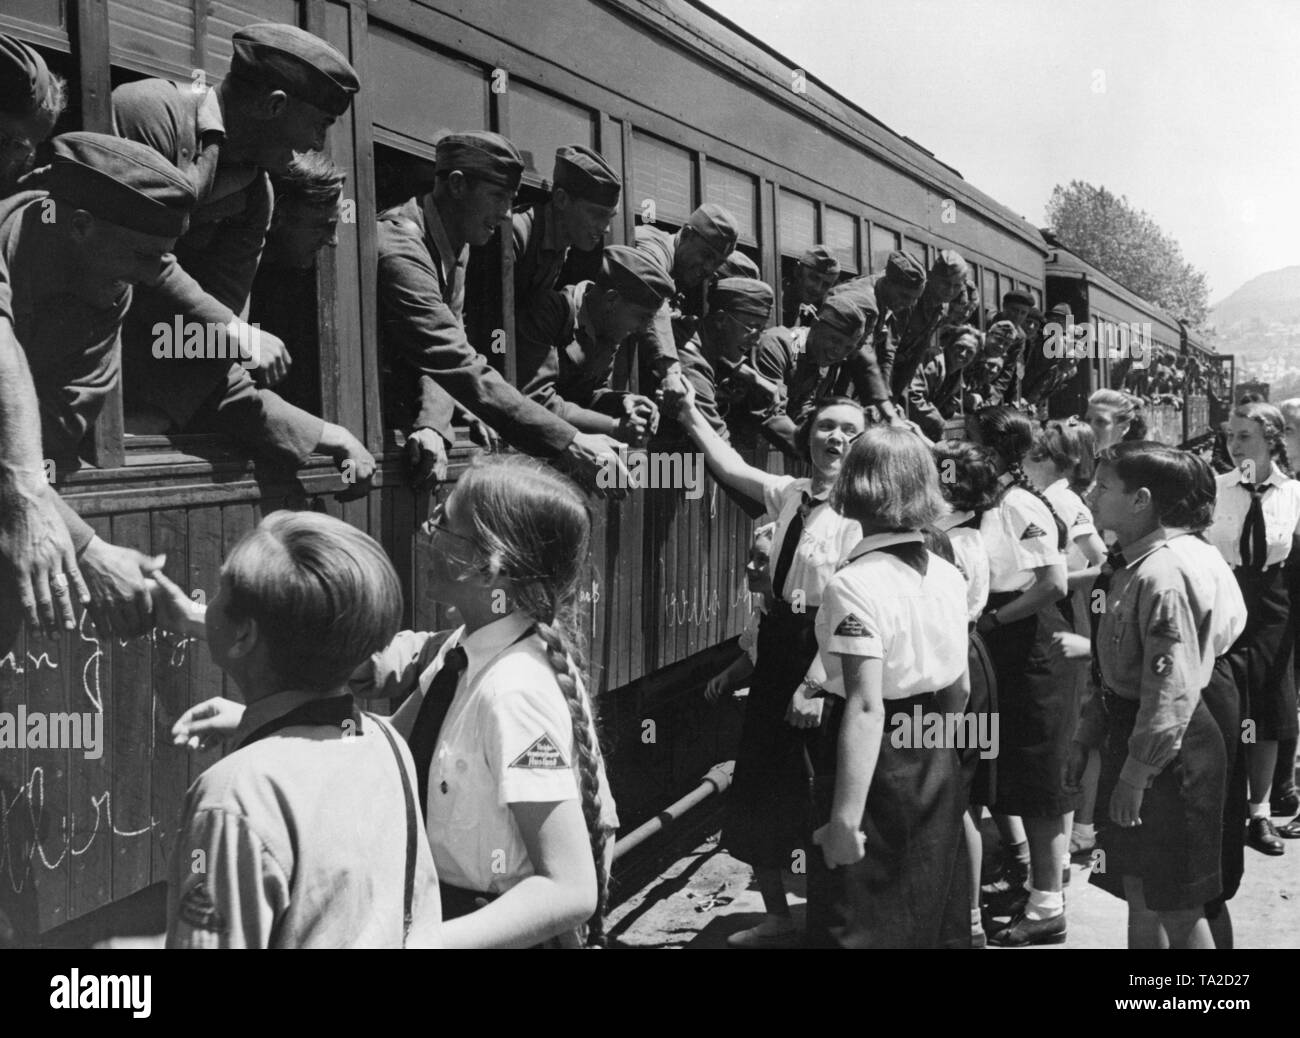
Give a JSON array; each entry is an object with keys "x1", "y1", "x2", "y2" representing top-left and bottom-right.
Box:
[
  {"x1": 33, "y1": 132, "x2": 194, "y2": 237},
  {"x1": 708, "y1": 276, "x2": 773, "y2": 320},
  {"x1": 931, "y1": 248, "x2": 967, "y2": 285},
  {"x1": 799, "y1": 244, "x2": 840, "y2": 274},
  {"x1": 1002, "y1": 289, "x2": 1035, "y2": 308},
  {"x1": 1027, "y1": 306, "x2": 1045, "y2": 322},
  {"x1": 714, "y1": 250, "x2": 760, "y2": 280},
  {"x1": 1047, "y1": 303, "x2": 1073, "y2": 322},
  {"x1": 552, "y1": 145, "x2": 620, "y2": 207},
  {"x1": 826, "y1": 276, "x2": 880, "y2": 318},
  {"x1": 885, "y1": 250, "x2": 926, "y2": 288},
  {"x1": 435, "y1": 131, "x2": 524, "y2": 190},
  {"x1": 684, "y1": 203, "x2": 738, "y2": 253},
  {"x1": 983, "y1": 319, "x2": 1022, "y2": 356},
  {"x1": 231, "y1": 23, "x2": 358, "y2": 117},
  {"x1": 0, "y1": 33, "x2": 53, "y2": 118},
  {"x1": 816, "y1": 290, "x2": 868, "y2": 340},
  {"x1": 598, "y1": 245, "x2": 675, "y2": 308}
]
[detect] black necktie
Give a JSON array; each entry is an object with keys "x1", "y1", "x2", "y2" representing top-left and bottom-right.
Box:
[
  {"x1": 1239, "y1": 483, "x2": 1270, "y2": 573},
  {"x1": 408, "y1": 645, "x2": 468, "y2": 817},
  {"x1": 1089, "y1": 549, "x2": 1127, "y2": 689},
  {"x1": 772, "y1": 492, "x2": 821, "y2": 602}
]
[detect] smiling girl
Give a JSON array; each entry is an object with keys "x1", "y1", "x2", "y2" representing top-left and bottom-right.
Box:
[{"x1": 675, "y1": 386, "x2": 865, "y2": 947}]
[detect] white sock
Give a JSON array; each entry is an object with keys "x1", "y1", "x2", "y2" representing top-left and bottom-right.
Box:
[
  {"x1": 970, "y1": 908, "x2": 983, "y2": 929},
  {"x1": 1249, "y1": 801, "x2": 1270, "y2": 820},
  {"x1": 1072, "y1": 822, "x2": 1095, "y2": 838},
  {"x1": 1024, "y1": 888, "x2": 1064, "y2": 921}
]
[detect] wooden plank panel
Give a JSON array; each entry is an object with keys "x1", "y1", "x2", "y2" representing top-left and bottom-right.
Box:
[
  {"x1": 67, "y1": 516, "x2": 113, "y2": 921},
  {"x1": 623, "y1": 482, "x2": 645, "y2": 684},
  {"x1": 109, "y1": 512, "x2": 153, "y2": 903},
  {"x1": 586, "y1": 495, "x2": 607, "y2": 696},
  {"x1": 0, "y1": 579, "x2": 38, "y2": 944},
  {"x1": 220, "y1": 504, "x2": 257, "y2": 705},
  {"x1": 149, "y1": 507, "x2": 191, "y2": 881},
  {"x1": 188, "y1": 505, "x2": 226, "y2": 786},
  {"x1": 26, "y1": 598, "x2": 69, "y2": 931}
]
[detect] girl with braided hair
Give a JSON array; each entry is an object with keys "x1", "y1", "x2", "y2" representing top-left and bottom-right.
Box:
[
  {"x1": 969, "y1": 406, "x2": 1084, "y2": 947},
  {"x1": 1205, "y1": 402, "x2": 1300, "y2": 857}
]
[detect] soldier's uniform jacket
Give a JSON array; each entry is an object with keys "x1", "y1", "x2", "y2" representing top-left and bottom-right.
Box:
[
  {"x1": 1075, "y1": 530, "x2": 1224, "y2": 789},
  {"x1": 377, "y1": 195, "x2": 576, "y2": 456},
  {"x1": 906, "y1": 354, "x2": 965, "y2": 441},
  {"x1": 515, "y1": 281, "x2": 630, "y2": 436},
  {"x1": 631, "y1": 223, "x2": 688, "y2": 370},
  {"x1": 512, "y1": 202, "x2": 567, "y2": 308},
  {"x1": 0, "y1": 190, "x2": 123, "y2": 550},
  {"x1": 113, "y1": 80, "x2": 322, "y2": 466}
]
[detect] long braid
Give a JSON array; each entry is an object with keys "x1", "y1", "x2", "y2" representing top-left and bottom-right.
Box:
[
  {"x1": 535, "y1": 620, "x2": 609, "y2": 947},
  {"x1": 1008, "y1": 461, "x2": 1068, "y2": 552}
]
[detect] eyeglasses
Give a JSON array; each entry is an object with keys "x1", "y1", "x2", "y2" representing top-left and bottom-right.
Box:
[
  {"x1": 720, "y1": 310, "x2": 765, "y2": 338},
  {"x1": 421, "y1": 500, "x2": 474, "y2": 545}
]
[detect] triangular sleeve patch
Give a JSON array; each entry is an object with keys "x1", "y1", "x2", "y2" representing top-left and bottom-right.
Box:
[
  {"x1": 1019, "y1": 523, "x2": 1047, "y2": 540},
  {"x1": 1072, "y1": 511, "x2": 1090, "y2": 527},
  {"x1": 508, "y1": 733, "x2": 570, "y2": 770},
  {"x1": 834, "y1": 613, "x2": 870, "y2": 637}
]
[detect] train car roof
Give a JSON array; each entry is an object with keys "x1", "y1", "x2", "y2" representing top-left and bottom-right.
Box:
[
  {"x1": 624, "y1": 0, "x2": 1047, "y2": 256},
  {"x1": 1045, "y1": 244, "x2": 1183, "y2": 339}
]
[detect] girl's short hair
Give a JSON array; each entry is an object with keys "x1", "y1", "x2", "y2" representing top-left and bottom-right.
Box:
[
  {"x1": 794, "y1": 396, "x2": 866, "y2": 462},
  {"x1": 975, "y1": 405, "x2": 1035, "y2": 468},
  {"x1": 931, "y1": 439, "x2": 1001, "y2": 514},
  {"x1": 1030, "y1": 417, "x2": 1097, "y2": 494},
  {"x1": 1161, "y1": 450, "x2": 1218, "y2": 532},
  {"x1": 1089, "y1": 388, "x2": 1147, "y2": 440},
  {"x1": 1096, "y1": 441, "x2": 1201, "y2": 526},
  {"x1": 222, "y1": 511, "x2": 403, "y2": 693},
  {"x1": 832, "y1": 426, "x2": 947, "y2": 530},
  {"x1": 1232, "y1": 401, "x2": 1291, "y2": 476}
]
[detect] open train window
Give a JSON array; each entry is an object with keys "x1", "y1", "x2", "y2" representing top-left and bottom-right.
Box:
[
  {"x1": 902, "y1": 235, "x2": 927, "y2": 269},
  {"x1": 631, "y1": 130, "x2": 693, "y2": 231},
  {"x1": 823, "y1": 206, "x2": 858, "y2": 277},
  {"x1": 705, "y1": 161, "x2": 758, "y2": 248},
  {"x1": 870, "y1": 223, "x2": 901, "y2": 273},
  {"x1": 508, "y1": 80, "x2": 597, "y2": 186}
]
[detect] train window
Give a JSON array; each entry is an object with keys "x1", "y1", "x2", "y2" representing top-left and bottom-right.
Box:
[
  {"x1": 1031, "y1": 285, "x2": 1043, "y2": 310},
  {"x1": 705, "y1": 161, "x2": 757, "y2": 246},
  {"x1": 508, "y1": 81, "x2": 597, "y2": 182},
  {"x1": 0, "y1": 2, "x2": 65, "y2": 38},
  {"x1": 902, "y1": 236, "x2": 927, "y2": 269},
  {"x1": 823, "y1": 207, "x2": 857, "y2": 275},
  {"x1": 870, "y1": 223, "x2": 901, "y2": 273},
  {"x1": 778, "y1": 189, "x2": 816, "y2": 257},
  {"x1": 370, "y1": 24, "x2": 488, "y2": 161},
  {"x1": 108, "y1": 0, "x2": 196, "y2": 77},
  {"x1": 983, "y1": 268, "x2": 999, "y2": 315},
  {"x1": 204, "y1": 0, "x2": 302, "y2": 78},
  {"x1": 631, "y1": 130, "x2": 692, "y2": 228}
]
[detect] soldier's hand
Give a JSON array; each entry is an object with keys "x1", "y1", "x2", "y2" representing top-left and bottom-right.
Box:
[
  {"x1": 79, "y1": 536, "x2": 165, "y2": 639},
  {"x1": 746, "y1": 370, "x2": 781, "y2": 408},
  {"x1": 243, "y1": 324, "x2": 292, "y2": 387},
  {"x1": 616, "y1": 395, "x2": 659, "y2": 446},
  {"x1": 566, "y1": 432, "x2": 628, "y2": 499},
  {"x1": 0, "y1": 475, "x2": 90, "y2": 635},
  {"x1": 655, "y1": 372, "x2": 697, "y2": 423},
  {"x1": 319, "y1": 422, "x2": 376, "y2": 501},
  {"x1": 464, "y1": 414, "x2": 500, "y2": 452},
  {"x1": 406, "y1": 427, "x2": 449, "y2": 493}
]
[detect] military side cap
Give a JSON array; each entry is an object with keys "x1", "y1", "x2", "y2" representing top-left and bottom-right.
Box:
[
  {"x1": 1027, "y1": 306, "x2": 1045, "y2": 323},
  {"x1": 800, "y1": 244, "x2": 840, "y2": 274},
  {"x1": 983, "y1": 319, "x2": 1022, "y2": 357},
  {"x1": 1002, "y1": 288, "x2": 1035, "y2": 308},
  {"x1": 36, "y1": 132, "x2": 194, "y2": 237},
  {"x1": 708, "y1": 276, "x2": 773, "y2": 320},
  {"x1": 816, "y1": 290, "x2": 867, "y2": 340},
  {"x1": 552, "y1": 145, "x2": 621, "y2": 207},
  {"x1": 435, "y1": 131, "x2": 524, "y2": 190},
  {"x1": 599, "y1": 244, "x2": 675, "y2": 308},
  {"x1": 931, "y1": 248, "x2": 967, "y2": 285},
  {"x1": 885, "y1": 250, "x2": 926, "y2": 288},
  {"x1": 827, "y1": 276, "x2": 881, "y2": 318},
  {"x1": 714, "y1": 250, "x2": 760, "y2": 280},
  {"x1": 684, "y1": 203, "x2": 738, "y2": 253},
  {"x1": 231, "y1": 23, "x2": 358, "y2": 117},
  {"x1": 0, "y1": 33, "x2": 53, "y2": 118},
  {"x1": 1046, "y1": 303, "x2": 1073, "y2": 323}
]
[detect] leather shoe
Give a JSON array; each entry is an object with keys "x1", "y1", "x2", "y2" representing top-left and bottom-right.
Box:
[
  {"x1": 989, "y1": 911, "x2": 1067, "y2": 947},
  {"x1": 1272, "y1": 785, "x2": 1300, "y2": 817},
  {"x1": 982, "y1": 881, "x2": 1029, "y2": 919},
  {"x1": 1277, "y1": 816, "x2": 1300, "y2": 839},
  {"x1": 1248, "y1": 817, "x2": 1285, "y2": 856}
]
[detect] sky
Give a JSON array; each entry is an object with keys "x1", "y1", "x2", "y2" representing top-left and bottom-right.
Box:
[{"x1": 704, "y1": 0, "x2": 1300, "y2": 305}]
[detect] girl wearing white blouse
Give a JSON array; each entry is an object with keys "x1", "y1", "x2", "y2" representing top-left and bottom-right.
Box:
[
  {"x1": 676, "y1": 385, "x2": 864, "y2": 949},
  {"x1": 1205, "y1": 402, "x2": 1300, "y2": 856},
  {"x1": 807, "y1": 425, "x2": 971, "y2": 948}
]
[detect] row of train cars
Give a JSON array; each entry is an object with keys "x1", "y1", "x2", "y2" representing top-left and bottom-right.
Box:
[{"x1": 0, "y1": 0, "x2": 1234, "y2": 938}]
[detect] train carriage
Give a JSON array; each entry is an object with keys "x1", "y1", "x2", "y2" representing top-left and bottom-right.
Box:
[{"x1": 1, "y1": 0, "x2": 1083, "y2": 944}]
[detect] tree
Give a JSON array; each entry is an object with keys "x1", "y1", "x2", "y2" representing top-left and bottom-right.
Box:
[{"x1": 1045, "y1": 181, "x2": 1210, "y2": 329}]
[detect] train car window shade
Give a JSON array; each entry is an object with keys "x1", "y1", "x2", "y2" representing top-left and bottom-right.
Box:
[
  {"x1": 704, "y1": 161, "x2": 757, "y2": 246},
  {"x1": 107, "y1": 0, "x2": 196, "y2": 78},
  {"x1": 983, "y1": 267, "x2": 999, "y2": 314},
  {"x1": 508, "y1": 80, "x2": 597, "y2": 182},
  {"x1": 204, "y1": 0, "x2": 302, "y2": 78},
  {"x1": 779, "y1": 188, "x2": 816, "y2": 257},
  {"x1": 870, "y1": 222, "x2": 901, "y2": 274},
  {"x1": 0, "y1": 1, "x2": 68, "y2": 49},
  {"x1": 903, "y1": 235, "x2": 927, "y2": 269},
  {"x1": 823, "y1": 207, "x2": 858, "y2": 273},
  {"x1": 632, "y1": 130, "x2": 693, "y2": 227},
  {"x1": 369, "y1": 24, "x2": 488, "y2": 161}
]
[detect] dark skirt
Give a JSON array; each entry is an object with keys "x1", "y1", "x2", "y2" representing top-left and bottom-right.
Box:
[
  {"x1": 1200, "y1": 657, "x2": 1245, "y2": 905},
  {"x1": 1229, "y1": 564, "x2": 1299, "y2": 741},
  {"x1": 981, "y1": 593, "x2": 1084, "y2": 817},
  {"x1": 805, "y1": 693, "x2": 970, "y2": 949},
  {"x1": 1090, "y1": 687, "x2": 1226, "y2": 912},
  {"x1": 723, "y1": 601, "x2": 820, "y2": 869},
  {"x1": 963, "y1": 629, "x2": 998, "y2": 808}
]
